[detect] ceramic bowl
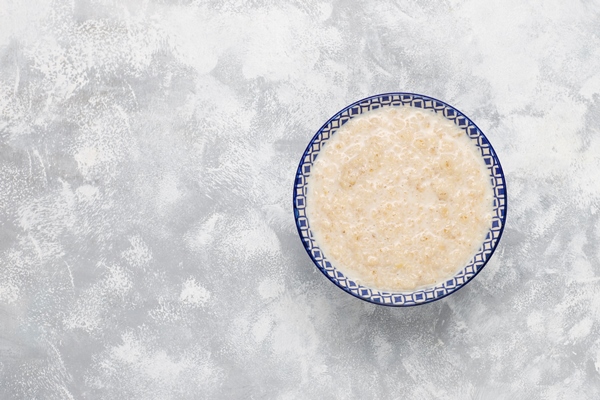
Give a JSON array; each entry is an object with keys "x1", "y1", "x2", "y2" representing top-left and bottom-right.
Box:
[{"x1": 293, "y1": 93, "x2": 507, "y2": 306}]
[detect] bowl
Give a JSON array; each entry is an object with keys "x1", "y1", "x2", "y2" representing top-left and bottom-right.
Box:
[{"x1": 293, "y1": 93, "x2": 507, "y2": 306}]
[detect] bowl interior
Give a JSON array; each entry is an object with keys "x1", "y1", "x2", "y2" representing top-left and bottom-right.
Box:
[{"x1": 293, "y1": 93, "x2": 507, "y2": 306}]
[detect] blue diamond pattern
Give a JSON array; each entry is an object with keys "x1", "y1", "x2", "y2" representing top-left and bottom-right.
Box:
[{"x1": 293, "y1": 93, "x2": 507, "y2": 307}]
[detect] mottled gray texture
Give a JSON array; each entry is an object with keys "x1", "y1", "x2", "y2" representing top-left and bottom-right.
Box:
[{"x1": 1, "y1": 0, "x2": 600, "y2": 398}]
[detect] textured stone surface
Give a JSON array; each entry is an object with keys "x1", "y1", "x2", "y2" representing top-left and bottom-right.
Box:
[{"x1": 1, "y1": 0, "x2": 600, "y2": 398}]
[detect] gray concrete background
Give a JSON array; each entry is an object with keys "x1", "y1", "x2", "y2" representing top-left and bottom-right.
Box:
[{"x1": 1, "y1": 0, "x2": 600, "y2": 398}]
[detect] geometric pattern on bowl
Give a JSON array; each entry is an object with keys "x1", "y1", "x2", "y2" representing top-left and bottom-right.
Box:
[{"x1": 293, "y1": 92, "x2": 507, "y2": 306}]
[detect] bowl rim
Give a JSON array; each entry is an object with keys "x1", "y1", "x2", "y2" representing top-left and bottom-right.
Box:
[{"x1": 292, "y1": 92, "x2": 508, "y2": 307}]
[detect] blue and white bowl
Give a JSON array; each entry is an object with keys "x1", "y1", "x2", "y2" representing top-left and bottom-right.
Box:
[{"x1": 293, "y1": 93, "x2": 507, "y2": 306}]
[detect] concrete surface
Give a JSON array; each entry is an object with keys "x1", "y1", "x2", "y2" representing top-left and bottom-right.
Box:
[{"x1": 1, "y1": 0, "x2": 600, "y2": 398}]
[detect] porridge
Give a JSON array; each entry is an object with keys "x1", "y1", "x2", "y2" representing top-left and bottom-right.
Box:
[{"x1": 305, "y1": 106, "x2": 494, "y2": 291}]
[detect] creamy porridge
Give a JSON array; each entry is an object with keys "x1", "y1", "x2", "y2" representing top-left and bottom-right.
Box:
[{"x1": 305, "y1": 106, "x2": 494, "y2": 291}]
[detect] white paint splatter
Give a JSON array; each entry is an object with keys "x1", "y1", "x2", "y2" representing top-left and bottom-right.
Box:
[
  {"x1": 156, "y1": 174, "x2": 182, "y2": 210},
  {"x1": 64, "y1": 263, "x2": 132, "y2": 334},
  {"x1": 568, "y1": 318, "x2": 593, "y2": 341},
  {"x1": 257, "y1": 278, "x2": 284, "y2": 300},
  {"x1": 179, "y1": 278, "x2": 211, "y2": 308},
  {"x1": 88, "y1": 329, "x2": 223, "y2": 397},
  {"x1": 75, "y1": 185, "x2": 99, "y2": 203},
  {"x1": 526, "y1": 311, "x2": 545, "y2": 335},
  {"x1": 74, "y1": 147, "x2": 99, "y2": 174},
  {"x1": 159, "y1": 5, "x2": 239, "y2": 75},
  {"x1": 251, "y1": 314, "x2": 273, "y2": 343},
  {"x1": 0, "y1": 281, "x2": 20, "y2": 304},
  {"x1": 122, "y1": 236, "x2": 153, "y2": 270},
  {"x1": 184, "y1": 213, "x2": 222, "y2": 252},
  {"x1": 221, "y1": 210, "x2": 282, "y2": 261},
  {"x1": 372, "y1": 335, "x2": 392, "y2": 366}
]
